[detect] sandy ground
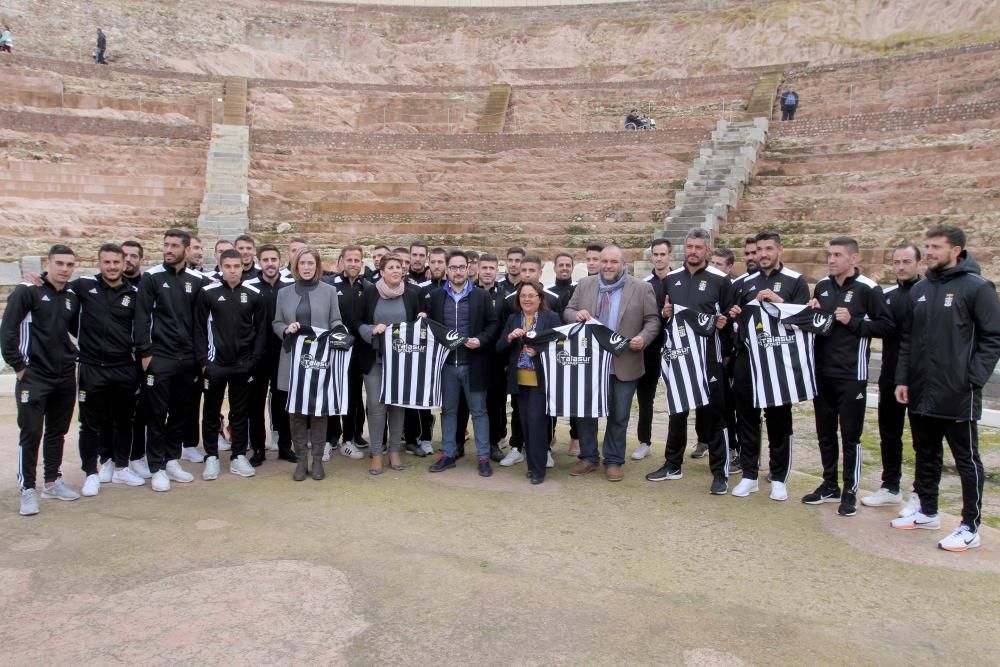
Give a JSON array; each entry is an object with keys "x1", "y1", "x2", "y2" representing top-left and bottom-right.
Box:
[{"x1": 1, "y1": 386, "x2": 998, "y2": 665}]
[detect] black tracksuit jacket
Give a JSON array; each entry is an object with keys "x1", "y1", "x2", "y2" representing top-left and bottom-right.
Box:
[
  {"x1": 1, "y1": 274, "x2": 79, "y2": 377},
  {"x1": 134, "y1": 263, "x2": 210, "y2": 360},
  {"x1": 194, "y1": 280, "x2": 268, "y2": 369},
  {"x1": 73, "y1": 274, "x2": 138, "y2": 367},
  {"x1": 878, "y1": 276, "x2": 919, "y2": 387}
]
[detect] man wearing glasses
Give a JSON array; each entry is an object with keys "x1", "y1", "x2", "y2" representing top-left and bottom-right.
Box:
[{"x1": 426, "y1": 251, "x2": 500, "y2": 476}]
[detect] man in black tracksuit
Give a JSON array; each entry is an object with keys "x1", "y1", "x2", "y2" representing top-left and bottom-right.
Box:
[
  {"x1": 727, "y1": 232, "x2": 810, "y2": 499},
  {"x1": 647, "y1": 229, "x2": 735, "y2": 494},
  {"x1": 245, "y1": 245, "x2": 296, "y2": 466},
  {"x1": 803, "y1": 236, "x2": 894, "y2": 516},
  {"x1": 134, "y1": 229, "x2": 210, "y2": 488},
  {"x1": 893, "y1": 226, "x2": 1000, "y2": 550},
  {"x1": 634, "y1": 239, "x2": 670, "y2": 460},
  {"x1": 2, "y1": 245, "x2": 80, "y2": 514},
  {"x1": 121, "y1": 240, "x2": 151, "y2": 476},
  {"x1": 860, "y1": 244, "x2": 921, "y2": 508},
  {"x1": 73, "y1": 244, "x2": 144, "y2": 491},
  {"x1": 194, "y1": 249, "x2": 268, "y2": 478},
  {"x1": 476, "y1": 254, "x2": 509, "y2": 462}
]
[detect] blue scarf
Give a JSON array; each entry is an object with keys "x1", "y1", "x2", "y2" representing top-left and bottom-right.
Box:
[{"x1": 596, "y1": 270, "x2": 628, "y2": 326}]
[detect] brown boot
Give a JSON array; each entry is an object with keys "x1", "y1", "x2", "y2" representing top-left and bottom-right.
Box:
[
  {"x1": 570, "y1": 460, "x2": 599, "y2": 476},
  {"x1": 605, "y1": 465, "x2": 623, "y2": 482},
  {"x1": 292, "y1": 441, "x2": 308, "y2": 482},
  {"x1": 311, "y1": 453, "x2": 325, "y2": 480}
]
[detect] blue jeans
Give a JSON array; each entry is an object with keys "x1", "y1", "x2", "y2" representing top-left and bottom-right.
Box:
[
  {"x1": 576, "y1": 375, "x2": 638, "y2": 467},
  {"x1": 440, "y1": 364, "x2": 490, "y2": 459}
]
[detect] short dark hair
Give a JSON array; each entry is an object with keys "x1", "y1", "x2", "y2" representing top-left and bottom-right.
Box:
[
  {"x1": 340, "y1": 244, "x2": 363, "y2": 258},
  {"x1": 98, "y1": 242, "x2": 123, "y2": 257},
  {"x1": 380, "y1": 253, "x2": 403, "y2": 271},
  {"x1": 214, "y1": 239, "x2": 233, "y2": 251},
  {"x1": 892, "y1": 242, "x2": 922, "y2": 261},
  {"x1": 429, "y1": 247, "x2": 447, "y2": 258},
  {"x1": 754, "y1": 231, "x2": 782, "y2": 245},
  {"x1": 466, "y1": 250, "x2": 480, "y2": 262},
  {"x1": 478, "y1": 253, "x2": 498, "y2": 264},
  {"x1": 744, "y1": 235, "x2": 759, "y2": 247},
  {"x1": 925, "y1": 225, "x2": 966, "y2": 249},
  {"x1": 829, "y1": 236, "x2": 860, "y2": 254},
  {"x1": 409, "y1": 241, "x2": 428, "y2": 253},
  {"x1": 506, "y1": 246, "x2": 525, "y2": 258},
  {"x1": 392, "y1": 247, "x2": 409, "y2": 256},
  {"x1": 288, "y1": 236, "x2": 308, "y2": 245},
  {"x1": 554, "y1": 251, "x2": 574, "y2": 264},
  {"x1": 234, "y1": 234, "x2": 255, "y2": 246},
  {"x1": 190, "y1": 234, "x2": 202, "y2": 244},
  {"x1": 650, "y1": 238, "x2": 672, "y2": 252},
  {"x1": 121, "y1": 240, "x2": 144, "y2": 258},
  {"x1": 257, "y1": 244, "x2": 280, "y2": 259},
  {"x1": 521, "y1": 255, "x2": 543, "y2": 267},
  {"x1": 48, "y1": 244, "x2": 75, "y2": 258},
  {"x1": 685, "y1": 228, "x2": 712, "y2": 245},
  {"x1": 219, "y1": 249, "x2": 242, "y2": 263},
  {"x1": 712, "y1": 248, "x2": 735, "y2": 266},
  {"x1": 511, "y1": 280, "x2": 550, "y2": 314},
  {"x1": 164, "y1": 228, "x2": 191, "y2": 247},
  {"x1": 585, "y1": 243, "x2": 605, "y2": 253},
  {"x1": 373, "y1": 244, "x2": 390, "y2": 253},
  {"x1": 446, "y1": 250, "x2": 469, "y2": 266}
]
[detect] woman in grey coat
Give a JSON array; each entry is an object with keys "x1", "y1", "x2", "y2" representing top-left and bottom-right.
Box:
[{"x1": 273, "y1": 246, "x2": 342, "y2": 481}]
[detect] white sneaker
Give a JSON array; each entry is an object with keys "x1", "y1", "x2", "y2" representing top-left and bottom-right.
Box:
[
  {"x1": 861, "y1": 487, "x2": 902, "y2": 507},
  {"x1": 899, "y1": 492, "x2": 921, "y2": 518},
  {"x1": 151, "y1": 470, "x2": 171, "y2": 492},
  {"x1": 890, "y1": 511, "x2": 940, "y2": 530},
  {"x1": 203, "y1": 456, "x2": 220, "y2": 481},
  {"x1": 632, "y1": 442, "x2": 651, "y2": 460},
  {"x1": 322, "y1": 442, "x2": 334, "y2": 462},
  {"x1": 500, "y1": 448, "x2": 524, "y2": 466},
  {"x1": 129, "y1": 457, "x2": 152, "y2": 479},
  {"x1": 546, "y1": 451, "x2": 555, "y2": 468},
  {"x1": 217, "y1": 433, "x2": 231, "y2": 452},
  {"x1": 769, "y1": 480, "x2": 789, "y2": 501},
  {"x1": 81, "y1": 474, "x2": 101, "y2": 497},
  {"x1": 181, "y1": 447, "x2": 205, "y2": 463},
  {"x1": 98, "y1": 459, "x2": 115, "y2": 483},
  {"x1": 731, "y1": 478, "x2": 759, "y2": 497},
  {"x1": 230, "y1": 455, "x2": 256, "y2": 477},
  {"x1": 938, "y1": 524, "x2": 981, "y2": 552},
  {"x1": 41, "y1": 479, "x2": 81, "y2": 501},
  {"x1": 165, "y1": 460, "x2": 194, "y2": 483},
  {"x1": 340, "y1": 441, "x2": 364, "y2": 460},
  {"x1": 420, "y1": 440, "x2": 435, "y2": 456},
  {"x1": 112, "y1": 467, "x2": 146, "y2": 487},
  {"x1": 20, "y1": 488, "x2": 39, "y2": 516},
  {"x1": 267, "y1": 431, "x2": 280, "y2": 451}
]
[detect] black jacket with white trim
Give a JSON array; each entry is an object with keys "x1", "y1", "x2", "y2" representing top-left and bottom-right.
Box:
[
  {"x1": 73, "y1": 274, "x2": 138, "y2": 367},
  {"x1": 135, "y1": 263, "x2": 210, "y2": 360},
  {"x1": 194, "y1": 280, "x2": 268, "y2": 369},
  {"x1": 1, "y1": 274, "x2": 79, "y2": 377},
  {"x1": 813, "y1": 268, "x2": 894, "y2": 381}
]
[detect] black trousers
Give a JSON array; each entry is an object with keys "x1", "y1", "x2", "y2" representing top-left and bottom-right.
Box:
[
  {"x1": 326, "y1": 356, "x2": 366, "y2": 445},
  {"x1": 635, "y1": 362, "x2": 659, "y2": 444},
  {"x1": 733, "y1": 355, "x2": 792, "y2": 482},
  {"x1": 131, "y1": 371, "x2": 147, "y2": 463},
  {"x1": 404, "y1": 408, "x2": 434, "y2": 444},
  {"x1": 517, "y1": 386, "x2": 549, "y2": 478},
  {"x1": 485, "y1": 371, "x2": 508, "y2": 446},
  {"x1": 910, "y1": 414, "x2": 984, "y2": 531},
  {"x1": 202, "y1": 363, "x2": 252, "y2": 459},
  {"x1": 183, "y1": 372, "x2": 203, "y2": 448},
  {"x1": 664, "y1": 366, "x2": 729, "y2": 477},
  {"x1": 781, "y1": 106, "x2": 797, "y2": 120},
  {"x1": 877, "y1": 381, "x2": 910, "y2": 494},
  {"x1": 77, "y1": 363, "x2": 137, "y2": 473},
  {"x1": 16, "y1": 369, "x2": 76, "y2": 491},
  {"x1": 813, "y1": 376, "x2": 867, "y2": 495},
  {"x1": 248, "y1": 354, "x2": 291, "y2": 454},
  {"x1": 143, "y1": 357, "x2": 198, "y2": 473}
]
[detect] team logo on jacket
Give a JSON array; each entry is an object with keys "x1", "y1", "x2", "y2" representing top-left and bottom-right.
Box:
[
  {"x1": 299, "y1": 353, "x2": 329, "y2": 370},
  {"x1": 204, "y1": 378, "x2": 211, "y2": 391},
  {"x1": 121, "y1": 296, "x2": 131, "y2": 307},
  {"x1": 698, "y1": 280, "x2": 707, "y2": 292},
  {"x1": 844, "y1": 290, "x2": 854, "y2": 303},
  {"x1": 78, "y1": 390, "x2": 87, "y2": 402},
  {"x1": 146, "y1": 375, "x2": 155, "y2": 387},
  {"x1": 240, "y1": 292, "x2": 248, "y2": 304},
  {"x1": 697, "y1": 313, "x2": 712, "y2": 329},
  {"x1": 184, "y1": 281, "x2": 192, "y2": 293},
  {"x1": 944, "y1": 293, "x2": 954, "y2": 307},
  {"x1": 20, "y1": 390, "x2": 30, "y2": 403},
  {"x1": 445, "y1": 330, "x2": 461, "y2": 342}
]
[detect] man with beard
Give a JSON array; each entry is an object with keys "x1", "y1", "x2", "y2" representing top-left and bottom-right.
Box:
[{"x1": 408, "y1": 241, "x2": 429, "y2": 283}]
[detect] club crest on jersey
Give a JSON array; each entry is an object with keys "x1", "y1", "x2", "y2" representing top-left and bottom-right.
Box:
[
  {"x1": 677, "y1": 324, "x2": 688, "y2": 338},
  {"x1": 844, "y1": 290, "x2": 854, "y2": 303},
  {"x1": 78, "y1": 390, "x2": 87, "y2": 402},
  {"x1": 65, "y1": 297, "x2": 72, "y2": 310},
  {"x1": 556, "y1": 350, "x2": 591, "y2": 366},
  {"x1": 944, "y1": 293, "x2": 954, "y2": 307},
  {"x1": 121, "y1": 296, "x2": 131, "y2": 307},
  {"x1": 240, "y1": 292, "x2": 248, "y2": 304},
  {"x1": 146, "y1": 374, "x2": 155, "y2": 387},
  {"x1": 773, "y1": 282, "x2": 782, "y2": 293},
  {"x1": 204, "y1": 378, "x2": 210, "y2": 391},
  {"x1": 184, "y1": 281, "x2": 192, "y2": 293},
  {"x1": 698, "y1": 280, "x2": 707, "y2": 292},
  {"x1": 20, "y1": 390, "x2": 30, "y2": 403},
  {"x1": 299, "y1": 354, "x2": 329, "y2": 370}
]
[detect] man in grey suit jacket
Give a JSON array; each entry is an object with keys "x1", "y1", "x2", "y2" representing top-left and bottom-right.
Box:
[{"x1": 564, "y1": 245, "x2": 661, "y2": 481}]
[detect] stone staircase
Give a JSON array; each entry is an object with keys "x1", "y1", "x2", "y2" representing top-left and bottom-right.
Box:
[
  {"x1": 745, "y1": 71, "x2": 784, "y2": 118},
  {"x1": 652, "y1": 118, "x2": 768, "y2": 255},
  {"x1": 197, "y1": 124, "x2": 251, "y2": 241},
  {"x1": 477, "y1": 84, "x2": 511, "y2": 133},
  {"x1": 222, "y1": 77, "x2": 248, "y2": 125}
]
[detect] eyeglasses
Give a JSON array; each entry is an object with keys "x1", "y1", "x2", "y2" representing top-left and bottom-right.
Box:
[{"x1": 447, "y1": 265, "x2": 468, "y2": 271}]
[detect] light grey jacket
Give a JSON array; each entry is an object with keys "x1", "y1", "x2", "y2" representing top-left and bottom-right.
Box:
[{"x1": 273, "y1": 281, "x2": 343, "y2": 391}]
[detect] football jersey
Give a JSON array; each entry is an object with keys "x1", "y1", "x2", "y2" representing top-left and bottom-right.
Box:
[
  {"x1": 744, "y1": 303, "x2": 834, "y2": 408},
  {"x1": 660, "y1": 305, "x2": 717, "y2": 415},
  {"x1": 380, "y1": 317, "x2": 468, "y2": 409},
  {"x1": 286, "y1": 324, "x2": 354, "y2": 417}
]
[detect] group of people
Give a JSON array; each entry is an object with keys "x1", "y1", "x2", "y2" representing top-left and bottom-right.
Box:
[{"x1": 3, "y1": 225, "x2": 997, "y2": 553}]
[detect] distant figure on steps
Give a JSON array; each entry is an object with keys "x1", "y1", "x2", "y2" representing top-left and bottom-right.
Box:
[
  {"x1": 95, "y1": 28, "x2": 107, "y2": 64},
  {"x1": 780, "y1": 88, "x2": 799, "y2": 121}
]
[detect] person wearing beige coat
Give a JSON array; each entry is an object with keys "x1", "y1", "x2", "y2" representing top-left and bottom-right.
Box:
[{"x1": 563, "y1": 245, "x2": 661, "y2": 481}]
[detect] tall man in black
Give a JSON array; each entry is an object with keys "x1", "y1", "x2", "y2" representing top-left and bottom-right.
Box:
[
  {"x1": 861, "y1": 243, "x2": 922, "y2": 510},
  {"x1": 632, "y1": 238, "x2": 671, "y2": 461},
  {"x1": 120, "y1": 240, "x2": 153, "y2": 478},
  {"x1": 195, "y1": 249, "x2": 267, "y2": 480},
  {"x1": 727, "y1": 231, "x2": 810, "y2": 501},
  {"x1": 246, "y1": 244, "x2": 296, "y2": 466},
  {"x1": 476, "y1": 253, "x2": 509, "y2": 462},
  {"x1": 803, "y1": 236, "x2": 893, "y2": 516},
  {"x1": 134, "y1": 229, "x2": 210, "y2": 492},
  {"x1": 646, "y1": 228, "x2": 734, "y2": 495},
  {"x1": 2, "y1": 245, "x2": 81, "y2": 515},
  {"x1": 74, "y1": 244, "x2": 146, "y2": 497},
  {"x1": 892, "y1": 225, "x2": 1000, "y2": 551}
]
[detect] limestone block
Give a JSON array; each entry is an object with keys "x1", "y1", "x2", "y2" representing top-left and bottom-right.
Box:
[
  {"x1": 0, "y1": 262, "x2": 22, "y2": 285},
  {"x1": 22, "y1": 256, "x2": 42, "y2": 275}
]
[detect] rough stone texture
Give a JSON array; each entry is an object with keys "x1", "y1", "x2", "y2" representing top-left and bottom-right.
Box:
[{"x1": 0, "y1": 263, "x2": 23, "y2": 285}]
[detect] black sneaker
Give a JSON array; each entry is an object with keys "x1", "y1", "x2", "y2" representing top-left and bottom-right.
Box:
[
  {"x1": 354, "y1": 436, "x2": 369, "y2": 449},
  {"x1": 690, "y1": 441, "x2": 709, "y2": 459},
  {"x1": 646, "y1": 464, "x2": 683, "y2": 482},
  {"x1": 837, "y1": 492, "x2": 858, "y2": 516},
  {"x1": 249, "y1": 451, "x2": 266, "y2": 468},
  {"x1": 489, "y1": 443, "x2": 504, "y2": 462},
  {"x1": 428, "y1": 455, "x2": 456, "y2": 472},
  {"x1": 801, "y1": 485, "x2": 841, "y2": 505},
  {"x1": 710, "y1": 475, "x2": 728, "y2": 495},
  {"x1": 406, "y1": 442, "x2": 428, "y2": 458},
  {"x1": 477, "y1": 457, "x2": 493, "y2": 477}
]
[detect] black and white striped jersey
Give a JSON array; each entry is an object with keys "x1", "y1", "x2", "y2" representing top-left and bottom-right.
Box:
[
  {"x1": 286, "y1": 324, "x2": 355, "y2": 417},
  {"x1": 380, "y1": 318, "x2": 468, "y2": 409},
  {"x1": 744, "y1": 303, "x2": 834, "y2": 408},
  {"x1": 529, "y1": 320, "x2": 631, "y2": 418},
  {"x1": 660, "y1": 305, "x2": 717, "y2": 415}
]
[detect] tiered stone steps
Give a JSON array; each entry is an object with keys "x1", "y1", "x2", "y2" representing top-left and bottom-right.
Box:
[
  {"x1": 222, "y1": 77, "x2": 248, "y2": 125},
  {"x1": 197, "y1": 124, "x2": 251, "y2": 241},
  {"x1": 745, "y1": 71, "x2": 784, "y2": 118},
  {"x1": 477, "y1": 84, "x2": 512, "y2": 133}
]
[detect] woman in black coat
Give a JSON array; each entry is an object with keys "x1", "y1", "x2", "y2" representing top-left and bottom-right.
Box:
[{"x1": 496, "y1": 280, "x2": 562, "y2": 484}]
